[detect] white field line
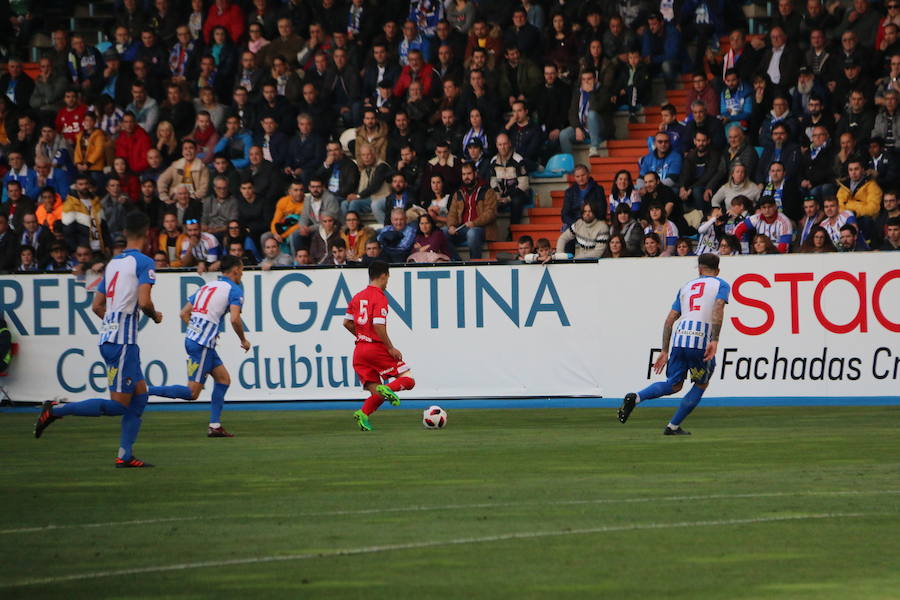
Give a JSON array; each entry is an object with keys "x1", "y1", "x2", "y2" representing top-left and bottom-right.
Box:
[
  {"x1": 1, "y1": 513, "x2": 874, "y2": 588},
  {"x1": 3, "y1": 489, "x2": 898, "y2": 536}
]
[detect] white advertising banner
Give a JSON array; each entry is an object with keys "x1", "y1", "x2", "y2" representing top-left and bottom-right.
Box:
[{"x1": 0, "y1": 254, "x2": 897, "y2": 403}]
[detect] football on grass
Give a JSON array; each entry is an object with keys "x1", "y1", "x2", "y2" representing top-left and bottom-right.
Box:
[{"x1": 422, "y1": 406, "x2": 447, "y2": 429}]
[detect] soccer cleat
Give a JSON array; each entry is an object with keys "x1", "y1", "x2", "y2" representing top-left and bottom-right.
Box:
[
  {"x1": 376, "y1": 384, "x2": 401, "y2": 406},
  {"x1": 353, "y1": 409, "x2": 372, "y2": 431},
  {"x1": 663, "y1": 426, "x2": 691, "y2": 436},
  {"x1": 115, "y1": 456, "x2": 154, "y2": 468},
  {"x1": 617, "y1": 393, "x2": 637, "y2": 424},
  {"x1": 207, "y1": 426, "x2": 234, "y2": 438},
  {"x1": 34, "y1": 400, "x2": 61, "y2": 439}
]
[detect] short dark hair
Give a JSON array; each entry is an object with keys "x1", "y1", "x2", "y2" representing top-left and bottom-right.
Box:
[
  {"x1": 330, "y1": 238, "x2": 347, "y2": 250},
  {"x1": 517, "y1": 235, "x2": 534, "y2": 245},
  {"x1": 698, "y1": 253, "x2": 720, "y2": 271},
  {"x1": 840, "y1": 223, "x2": 858, "y2": 235},
  {"x1": 124, "y1": 211, "x2": 150, "y2": 239},
  {"x1": 219, "y1": 255, "x2": 242, "y2": 273},
  {"x1": 368, "y1": 260, "x2": 389, "y2": 281}
]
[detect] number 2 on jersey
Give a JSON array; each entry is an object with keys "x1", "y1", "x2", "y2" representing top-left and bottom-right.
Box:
[
  {"x1": 688, "y1": 282, "x2": 706, "y2": 311},
  {"x1": 193, "y1": 286, "x2": 218, "y2": 314}
]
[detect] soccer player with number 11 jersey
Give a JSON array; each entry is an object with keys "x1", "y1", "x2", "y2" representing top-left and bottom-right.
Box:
[{"x1": 148, "y1": 255, "x2": 250, "y2": 437}]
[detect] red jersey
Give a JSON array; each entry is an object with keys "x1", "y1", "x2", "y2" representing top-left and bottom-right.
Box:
[
  {"x1": 346, "y1": 285, "x2": 389, "y2": 344},
  {"x1": 55, "y1": 105, "x2": 88, "y2": 144}
]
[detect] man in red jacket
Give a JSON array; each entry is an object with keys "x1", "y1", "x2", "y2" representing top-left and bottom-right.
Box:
[
  {"x1": 393, "y1": 50, "x2": 435, "y2": 98},
  {"x1": 202, "y1": 0, "x2": 245, "y2": 44},
  {"x1": 115, "y1": 112, "x2": 152, "y2": 173}
]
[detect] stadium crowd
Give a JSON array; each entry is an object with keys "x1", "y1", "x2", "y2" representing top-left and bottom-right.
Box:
[{"x1": 0, "y1": 0, "x2": 898, "y2": 275}]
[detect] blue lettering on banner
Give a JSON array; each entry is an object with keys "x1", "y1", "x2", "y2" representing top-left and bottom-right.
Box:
[
  {"x1": 525, "y1": 269, "x2": 571, "y2": 327},
  {"x1": 417, "y1": 270, "x2": 451, "y2": 328},
  {"x1": 88, "y1": 360, "x2": 107, "y2": 393},
  {"x1": 34, "y1": 279, "x2": 61, "y2": 335},
  {"x1": 321, "y1": 273, "x2": 352, "y2": 331},
  {"x1": 271, "y1": 273, "x2": 317, "y2": 332},
  {"x1": 252, "y1": 274, "x2": 262, "y2": 332},
  {"x1": 0, "y1": 279, "x2": 26, "y2": 334},
  {"x1": 145, "y1": 360, "x2": 168, "y2": 386},
  {"x1": 67, "y1": 279, "x2": 97, "y2": 335},
  {"x1": 475, "y1": 269, "x2": 519, "y2": 327},
  {"x1": 456, "y1": 270, "x2": 466, "y2": 328},
  {"x1": 57, "y1": 348, "x2": 86, "y2": 393},
  {"x1": 385, "y1": 271, "x2": 413, "y2": 328}
]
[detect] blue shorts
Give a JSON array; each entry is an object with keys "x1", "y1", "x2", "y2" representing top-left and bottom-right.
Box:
[
  {"x1": 99, "y1": 343, "x2": 144, "y2": 394},
  {"x1": 185, "y1": 339, "x2": 223, "y2": 383},
  {"x1": 666, "y1": 346, "x2": 716, "y2": 387}
]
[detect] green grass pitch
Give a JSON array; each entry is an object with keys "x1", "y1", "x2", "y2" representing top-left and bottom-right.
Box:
[{"x1": 2, "y1": 406, "x2": 899, "y2": 599}]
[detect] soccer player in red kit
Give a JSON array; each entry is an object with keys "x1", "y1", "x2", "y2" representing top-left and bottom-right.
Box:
[{"x1": 344, "y1": 260, "x2": 416, "y2": 430}]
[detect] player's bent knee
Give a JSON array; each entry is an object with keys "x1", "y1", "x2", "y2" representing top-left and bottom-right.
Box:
[{"x1": 671, "y1": 382, "x2": 684, "y2": 393}]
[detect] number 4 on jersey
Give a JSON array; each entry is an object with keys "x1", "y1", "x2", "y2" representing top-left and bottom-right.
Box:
[{"x1": 105, "y1": 272, "x2": 119, "y2": 299}]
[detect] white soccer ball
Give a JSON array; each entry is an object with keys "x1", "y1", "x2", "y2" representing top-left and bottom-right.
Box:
[{"x1": 422, "y1": 405, "x2": 447, "y2": 429}]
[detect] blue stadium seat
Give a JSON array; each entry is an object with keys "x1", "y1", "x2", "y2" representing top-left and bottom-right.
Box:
[{"x1": 530, "y1": 153, "x2": 574, "y2": 178}]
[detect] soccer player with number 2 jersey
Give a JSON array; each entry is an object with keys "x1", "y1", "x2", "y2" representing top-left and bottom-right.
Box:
[
  {"x1": 34, "y1": 212, "x2": 163, "y2": 467},
  {"x1": 618, "y1": 253, "x2": 730, "y2": 435},
  {"x1": 344, "y1": 261, "x2": 416, "y2": 431},
  {"x1": 148, "y1": 255, "x2": 251, "y2": 437}
]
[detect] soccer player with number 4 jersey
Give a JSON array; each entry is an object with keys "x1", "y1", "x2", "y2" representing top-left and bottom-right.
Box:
[
  {"x1": 618, "y1": 253, "x2": 730, "y2": 435},
  {"x1": 344, "y1": 261, "x2": 416, "y2": 431},
  {"x1": 34, "y1": 212, "x2": 163, "y2": 468},
  {"x1": 148, "y1": 255, "x2": 250, "y2": 437}
]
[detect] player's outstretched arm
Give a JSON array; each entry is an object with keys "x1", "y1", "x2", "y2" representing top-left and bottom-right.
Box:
[
  {"x1": 343, "y1": 318, "x2": 357, "y2": 337},
  {"x1": 92, "y1": 291, "x2": 106, "y2": 319},
  {"x1": 373, "y1": 323, "x2": 402, "y2": 360},
  {"x1": 654, "y1": 309, "x2": 680, "y2": 374},
  {"x1": 703, "y1": 299, "x2": 726, "y2": 362},
  {"x1": 138, "y1": 283, "x2": 163, "y2": 323},
  {"x1": 230, "y1": 305, "x2": 251, "y2": 352}
]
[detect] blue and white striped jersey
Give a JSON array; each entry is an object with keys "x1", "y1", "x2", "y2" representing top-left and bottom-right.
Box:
[
  {"x1": 670, "y1": 276, "x2": 730, "y2": 350},
  {"x1": 96, "y1": 249, "x2": 156, "y2": 345},
  {"x1": 185, "y1": 277, "x2": 244, "y2": 349}
]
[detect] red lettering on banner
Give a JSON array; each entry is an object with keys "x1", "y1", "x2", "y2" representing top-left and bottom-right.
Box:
[
  {"x1": 873, "y1": 269, "x2": 900, "y2": 333},
  {"x1": 812, "y1": 271, "x2": 867, "y2": 334},
  {"x1": 774, "y1": 272, "x2": 814, "y2": 334},
  {"x1": 731, "y1": 274, "x2": 775, "y2": 335}
]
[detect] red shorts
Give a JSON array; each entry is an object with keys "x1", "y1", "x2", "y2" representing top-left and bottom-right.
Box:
[{"x1": 353, "y1": 342, "x2": 409, "y2": 386}]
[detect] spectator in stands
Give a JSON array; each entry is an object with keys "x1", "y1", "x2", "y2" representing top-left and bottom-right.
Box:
[
  {"x1": 712, "y1": 163, "x2": 760, "y2": 210},
  {"x1": 612, "y1": 202, "x2": 644, "y2": 256},
  {"x1": 874, "y1": 190, "x2": 900, "y2": 243},
  {"x1": 640, "y1": 132, "x2": 682, "y2": 190},
  {"x1": 36, "y1": 187, "x2": 63, "y2": 232},
  {"x1": 126, "y1": 82, "x2": 159, "y2": 135},
  {"x1": 356, "y1": 108, "x2": 389, "y2": 163},
  {"x1": 29, "y1": 60, "x2": 65, "y2": 118},
  {"x1": 800, "y1": 125, "x2": 837, "y2": 200},
  {"x1": 642, "y1": 12, "x2": 681, "y2": 90},
  {"x1": 503, "y1": 101, "x2": 542, "y2": 172},
  {"x1": 680, "y1": 131, "x2": 726, "y2": 228},
  {"x1": 179, "y1": 218, "x2": 221, "y2": 273},
  {"x1": 656, "y1": 104, "x2": 687, "y2": 154},
  {"x1": 750, "y1": 233, "x2": 780, "y2": 254},
  {"x1": 835, "y1": 90, "x2": 875, "y2": 145},
  {"x1": 316, "y1": 141, "x2": 360, "y2": 207},
  {"x1": 496, "y1": 46, "x2": 541, "y2": 115},
  {"x1": 292, "y1": 176, "x2": 340, "y2": 251},
  {"x1": 270, "y1": 180, "x2": 305, "y2": 246},
  {"x1": 114, "y1": 112, "x2": 152, "y2": 174},
  {"x1": 100, "y1": 177, "x2": 132, "y2": 236},
  {"x1": 756, "y1": 26, "x2": 801, "y2": 95},
  {"x1": 61, "y1": 174, "x2": 106, "y2": 254},
  {"x1": 837, "y1": 158, "x2": 883, "y2": 220},
  {"x1": 192, "y1": 111, "x2": 221, "y2": 166},
  {"x1": 608, "y1": 169, "x2": 641, "y2": 219},
  {"x1": 203, "y1": 176, "x2": 239, "y2": 238},
  {"x1": 393, "y1": 49, "x2": 434, "y2": 98},
  {"x1": 158, "y1": 140, "x2": 209, "y2": 203},
  {"x1": 556, "y1": 202, "x2": 609, "y2": 259},
  {"x1": 374, "y1": 208, "x2": 414, "y2": 262},
  {"x1": 343, "y1": 143, "x2": 391, "y2": 218},
  {"x1": 797, "y1": 96, "x2": 834, "y2": 147},
  {"x1": 3, "y1": 152, "x2": 38, "y2": 202},
  {"x1": 602, "y1": 234, "x2": 629, "y2": 259},
  {"x1": 427, "y1": 107, "x2": 463, "y2": 157},
  {"x1": 464, "y1": 19, "x2": 503, "y2": 70},
  {"x1": 866, "y1": 137, "x2": 899, "y2": 186},
  {"x1": 872, "y1": 91, "x2": 900, "y2": 153},
  {"x1": 375, "y1": 172, "x2": 413, "y2": 226},
  {"x1": 881, "y1": 216, "x2": 900, "y2": 250},
  {"x1": 644, "y1": 201, "x2": 679, "y2": 255},
  {"x1": 759, "y1": 95, "x2": 799, "y2": 145},
  {"x1": 410, "y1": 213, "x2": 454, "y2": 261},
  {"x1": 535, "y1": 64, "x2": 570, "y2": 157},
  {"x1": 17, "y1": 212, "x2": 53, "y2": 265},
  {"x1": 164, "y1": 184, "x2": 203, "y2": 226},
  {"x1": 798, "y1": 224, "x2": 837, "y2": 253},
  {"x1": 259, "y1": 235, "x2": 293, "y2": 269},
  {"x1": 36, "y1": 124, "x2": 73, "y2": 175},
  {"x1": 44, "y1": 241, "x2": 76, "y2": 272},
  {"x1": 684, "y1": 100, "x2": 725, "y2": 151},
  {"x1": 642, "y1": 232, "x2": 663, "y2": 257},
  {"x1": 734, "y1": 196, "x2": 793, "y2": 253},
  {"x1": 3, "y1": 181, "x2": 33, "y2": 234},
  {"x1": 791, "y1": 67, "x2": 827, "y2": 119},
  {"x1": 687, "y1": 73, "x2": 719, "y2": 120},
  {"x1": 560, "y1": 70, "x2": 606, "y2": 158},
  {"x1": 759, "y1": 161, "x2": 802, "y2": 220},
  {"x1": 447, "y1": 162, "x2": 497, "y2": 259},
  {"x1": 72, "y1": 112, "x2": 107, "y2": 181},
  {"x1": 67, "y1": 34, "x2": 104, "y2": 93},
  {"x1": 256, "y1": 82, "x2": 296, "y2": 136},
  {"x1": 489, "y1": 133, "x2": 531, "y2": 230},
  {"x1": 756, "y1": 123, "x2": 802, "y2": 184},
  {"x1": 797, "y1": 195, "x2": 825, "y2": 245},
  {"x1": 838, "y1": 222, "x2": 871, "y2": 252},
  {"x1": 340, "y1": 211, "x2": 373, "y2": 261},
  {"x1": 283, "y1": 114, "x2": 324, "y2": 184},
  {"x1": 820, "y1": 195, "x2": 858, "y2": 247},
  {"x1": 562, "y1": 164, "x2": 605, "y2": 230},
  {"x1": 719, "y1": 69, "x2": 753, "y2": 129},
  {"x1": 614, "y1": 49, "x2": 650, "y2": 123}
]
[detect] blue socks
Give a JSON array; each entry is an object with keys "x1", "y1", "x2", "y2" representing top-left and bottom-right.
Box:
[
  {"x1": 118, "y1": 392, "x2": 148, "y2": 460},
  {"x1": 670, "y1": 386, "x2": 705, "y2": 426},
  {"x1": 210, "y1": 382, "x2": 228, "y2": 425},
  {"x1": 636, "y1": 381, "x2": 674, "y2": 402},
  {"x1": 148, "y1": 385, "x2": 194, "y2": 400},
  {"x1": 53, "y1": 398, "x2": 127, "y2": 417}
]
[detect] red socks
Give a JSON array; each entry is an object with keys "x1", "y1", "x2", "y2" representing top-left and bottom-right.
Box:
[
  {"x1": 361, "y1": 393, "x2": 383, "y2": 415},
  {"x1": 361, "y1": 377, "x2": 416, "y2": 415},
  {"x1": 388, "y1": 376, "x2": 415, "y2": 392}
]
